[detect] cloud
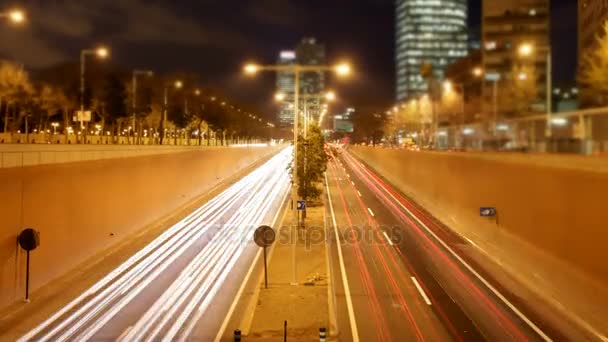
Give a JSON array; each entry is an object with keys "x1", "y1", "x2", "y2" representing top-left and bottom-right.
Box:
[
  {"x1": 0, "y1": 0, "x2": 250, "y2": 68},
  {"x1": 248, "y1": 0, "x2": 309, "y2": 27}
]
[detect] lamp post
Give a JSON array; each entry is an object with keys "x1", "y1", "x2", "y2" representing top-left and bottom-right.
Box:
[
  {"x1": 160, "y1": 80, "x2": 183, "y2": 145},
  {"x1": 472, "y1": 67, "x2": 499, "y2": 136},
  {"x1": 518, "y1": 42, "x2": 552, "y2": 138},
  {"x1": 132, "y1": 70, "x2": 154, "y2": 144},
  {"x1": 51, "y1": 122, "x2": 59, "y2": 135},
  {"x1": 245, "y1": 62, "x2": 351, "y2": 285},
  {"x1": 79, "y1": 46, "x2": 109, "y2": 131},
  {"x1": 275, "y1": 90, "x2": 336, "y2": 138}
]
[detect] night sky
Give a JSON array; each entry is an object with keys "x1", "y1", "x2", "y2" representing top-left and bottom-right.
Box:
[{"x1": 2, "y1": 0, "x2": 577, "y2": 115}]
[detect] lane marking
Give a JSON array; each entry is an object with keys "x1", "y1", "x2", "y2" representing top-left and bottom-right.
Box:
[
  {"x1": 351, "y1": 180, "x2": 355, "y2": 186},
  {"x1": 367, "y1": 208, "x2": 375, "y2": 217},
  {"x1": 411, "y1": 277, "x2": 432, "y2": 306},
  {"x1": 382, "y1": 231, "x2": 394, "y2": 246},
  {"x1": 325, "y1": 173, "x2": 360, "y2": 342},
  {"x1": 348, "y1": 152, "x2": 554, "y2": 342},
  {"x1": 357, "y1": 191, "x2": 362, "y2": 197},
  {"x1": 214, "y1": 184, "x2": 291, "y2": 342}
]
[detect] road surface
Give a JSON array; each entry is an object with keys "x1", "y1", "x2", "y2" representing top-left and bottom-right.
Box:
[
  {"x1": 18, "y1": 147, "x2": 292, "y2": 342},
  {"x1": 325, "y1": 146, "x2": 569, "y2": 342}
]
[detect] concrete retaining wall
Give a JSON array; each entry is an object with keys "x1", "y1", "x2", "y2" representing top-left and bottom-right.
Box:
[
  {"x1": 0, "y1": 143, "x2": 268, "y2": 168},
  {"x1": 0, "y1": 145, "x2": 280, "y2": 308},
  {"x1": 350, "y1": 146, "x2": 608, "y2": 284}
]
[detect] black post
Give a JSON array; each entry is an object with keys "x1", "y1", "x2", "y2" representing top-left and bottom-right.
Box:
[
  {"x1": 25, "y1": 250, "x2": 30, "y2": 302},
  {"x1": 263, "y1": 246, "x2": 268, "y2": 289},
  {"x1": 284, "y1": 320, "x2": 287, "y2": 342},
  {"x1": 319, "y1": 327, "x2": 327, "y2": 342},
  {"x1": 234, "y1": 329, "x2": 241, "y2": 342}
]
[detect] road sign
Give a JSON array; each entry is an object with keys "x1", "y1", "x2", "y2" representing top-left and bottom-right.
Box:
[
  {"x1": 297, "y1": 200, "x2": 306, "y2": 211},
  {"x1": 254, "y1": 225, "x2": 275, "y2": 247},
  {"x1": 253, "y1": 225, "x2": 275, "y2": 289},
  {"x1": 480, "y1": 207, "x2": 497, "y2": 217},
  {"x1": 73, "y1": 110, "x2": 92, "y2": 122}
]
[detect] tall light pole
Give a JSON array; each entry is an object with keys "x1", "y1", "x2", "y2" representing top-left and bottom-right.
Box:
[
  {"x1": 161, "y1": 80, "x2": 183, "y2": 145},
  {"x1": 132, "y1": 70, "x2": 154, "y2": 144},
  {"x1": 275, "y1": 90, "x2": 336, "y2": 138},
  {"x1": 80, "y1": 46, "x2": 109, "y2": 130},
  {"x1": 472, "y1": 67, "x2": 499, "y2": 135},
  {"x1": 245, "y1": 62, "x2": 351, "y2": 285},
  {"x1": 518, "y1": 42, "x2": 552, "y2": 138}
]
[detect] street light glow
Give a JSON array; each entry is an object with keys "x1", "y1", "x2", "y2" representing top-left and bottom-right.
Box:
[
  {"x1": 472, "y1": 67, "x2": 483, "y2": 77},
  {"x1": 443, "y1": 80, "x2": 453, "y2": 93},
  {"x1": 8, "y1": 9, "x2": 25, "y2": 23},
  {"x1": 518, "y1": 72, "x2": 528, "y2": 81},
  {"x1": 174, "y1": 80, "x2": 183, "y2": 89},
  {"x1": 244, "y1": 63, "x2": 260, "y2": 75},
  {"x1": 195, "y1": 89, "x2": 201, "y2": 96},
  {"x1": 335, "y1": 63, "x2": 351, "y2": 76},
  {"x1": 325, "y1": 91, "x2": 336, "y2": 101},
  {"x1": 96, "y1": 47, "x2": 109, "y2": 58},
  {"x1": 518, "y1": 43, "x2": 533, "y2": 57},
  {"x1": 274, "y1": 92, "x2": 286, "y2": 101}
]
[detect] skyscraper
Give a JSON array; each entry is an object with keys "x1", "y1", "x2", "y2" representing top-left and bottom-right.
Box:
[
  {"x1": 482, "y1": 0, "x2": 550, "y2": 115},
  {"x1": 276, "y1": 50, "x2": 296, "y2": 127},
  {"x1": 395, "y1": 0, "x2": 468, "y2": 101},
  {"x1": 296, "y1": 38, "x2": 326, "y2": 122}
]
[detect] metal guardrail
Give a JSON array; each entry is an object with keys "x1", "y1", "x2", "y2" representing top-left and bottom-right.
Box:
[{"x1": 400, "y1": 107, "x2": 608, "y2": 154}]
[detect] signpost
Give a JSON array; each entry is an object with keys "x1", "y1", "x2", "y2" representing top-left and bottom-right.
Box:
[
  {"x1": 254, "y1": 225, "x2": 276, "y2": 289},
  {"x1": 18, "y1": 228, "x2": 40, "y2": 302}
]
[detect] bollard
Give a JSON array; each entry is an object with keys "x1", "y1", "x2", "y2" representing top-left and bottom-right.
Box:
[
  {"x1": 319, "y1": 327, "x2": 327, "y2": 342},
  {"x1": 234, "y1": 329, "x2": 241, "y2": 342}
]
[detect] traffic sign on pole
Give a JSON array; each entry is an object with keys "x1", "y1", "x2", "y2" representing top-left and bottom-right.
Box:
[
  {"x1": 297, "y1": 200, "x2": 306, "y2": 211},
  {"x1": 254, "y1": 225, "x2": 275, "y2": 289}
]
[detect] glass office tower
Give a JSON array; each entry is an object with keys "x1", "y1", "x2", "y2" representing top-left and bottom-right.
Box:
[{"x1": 395, "y1": 0, "x2": 468, "y2": 101}]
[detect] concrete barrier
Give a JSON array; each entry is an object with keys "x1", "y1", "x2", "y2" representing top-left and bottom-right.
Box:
[
  {"x1": 349, "y1": 146, "x2": 608, "y2": 285},
  {"x1": 0, "y1": 143, "x2": 267, "y2": 168},
  {"x1": 0, "y1": 145, "x2": 281, "y2": 308}
]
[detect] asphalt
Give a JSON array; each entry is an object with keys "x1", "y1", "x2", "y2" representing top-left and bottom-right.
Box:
[
  {"x1": 324, "y1": 146, "x2": 564, "y2": 342},
  {"x1": 16, "y1": 147, "x2": 292, "y2": 342}
]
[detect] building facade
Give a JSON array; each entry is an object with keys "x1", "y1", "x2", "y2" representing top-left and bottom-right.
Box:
[
  {"x1": 296, "y1": 38, "x2": 326, "y2": 123},
  {"x1": 276, "y1": 50, "x2": 296, "y2": 127},
  {"x1": 395, "y1": 0, "x2": 468, "y2": 101},
  {"x1": 482, "y1": 0, "x2": 550, "y2": 117}
]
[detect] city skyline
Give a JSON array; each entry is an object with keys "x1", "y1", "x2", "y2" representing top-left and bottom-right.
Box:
[{"x1": 0, "y1": 0, "x2": 577, "y2": 113}]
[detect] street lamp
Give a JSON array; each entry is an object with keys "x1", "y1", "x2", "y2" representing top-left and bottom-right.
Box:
[
  {"x1": 132, "y1": 69, "x2": 154, "y2": 143},
  {"x1": 335, "y1": 63, "x2": 352, "y2": 76},
  {"x1": 472, "y1": 66, "x2": 499, "y2": 135},
  {"x1": 51, "y1": 122, "x2": 59, "y2": 135},
  {"x1": 160, "y1": 79, "x2": 183, "y2": 144},
  {"x1": 275, "y1": 92, "x2": 286, "y2": 101},
  {"x1": 518, "y1": 42, "x2": 552, "y2": 137},
  {"x1": 0, "y1": 8, "x2": 25, "y2": 24},
  {"x1": 325, "y1": 91, "x2": 336, "y2": 101},
  {"x1": 472, "y1": 67, "x2": 483, "y2": 78},
  {"x1": 79, "y1": 45, "x2": 109, "y2": 129},
  {"x1": 243, "y1": 60, "x2": 353, "y2": 285}
]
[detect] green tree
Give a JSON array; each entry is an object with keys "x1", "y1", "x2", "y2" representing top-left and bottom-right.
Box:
[
  {"x1": 102, "y1": 73, "x2": 128, "y2": 137},
  {"x1": 297, "y1": 124, "x2": 327, "y2": 202},
  {"x1": 580, "y1": 20, "x2": 608, "y2": 106},
  {"x1": 0, "y1": 61, "x2": 34, "y2": 133}
]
